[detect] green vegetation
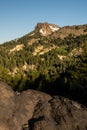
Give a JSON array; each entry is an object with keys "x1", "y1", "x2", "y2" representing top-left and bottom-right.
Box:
[{"x1": 0, "y1": 29, "x2": 87, "y2": 105}]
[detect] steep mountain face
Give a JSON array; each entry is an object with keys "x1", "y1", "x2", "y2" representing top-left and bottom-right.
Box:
[
  {"x1": 35, "y1": 22, "x2": 60, "y2": 36},
  {"x1": 0, "y1": 22, "x2": 87, "y2": 105},
  {"x1": 0, "y1": 82, "x2": 87, "y2": 130}
]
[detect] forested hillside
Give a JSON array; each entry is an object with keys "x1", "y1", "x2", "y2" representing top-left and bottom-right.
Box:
[{"x1": 0, "y1": 22, "x2": 87, "y2": 105}]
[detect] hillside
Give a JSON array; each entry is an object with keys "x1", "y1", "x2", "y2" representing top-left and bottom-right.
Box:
[{"x1": 0, "y1": 22, "x2": 87, "y2": 105}]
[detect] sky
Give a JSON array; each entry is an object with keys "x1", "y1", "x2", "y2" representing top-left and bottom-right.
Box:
[{"x1": 0, "y1": 0, "x2": 87, "y2": 44}]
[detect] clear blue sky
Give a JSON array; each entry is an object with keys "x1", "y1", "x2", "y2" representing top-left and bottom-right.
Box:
[{"x1": 0, "y1": 0, "x2": 87, "y2": 44}]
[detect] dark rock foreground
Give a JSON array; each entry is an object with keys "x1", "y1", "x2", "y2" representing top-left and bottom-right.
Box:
[{"x1": 0, "y1": 82, "x2": 87, "y2": 130}]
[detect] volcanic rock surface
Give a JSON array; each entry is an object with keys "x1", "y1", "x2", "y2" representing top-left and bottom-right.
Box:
[
  {"x1": 35, "y1": 22, "x2": 60, "y2": 36},
  {"x1": 0, "y1": 82, "x2": 87, "y2": 130}
]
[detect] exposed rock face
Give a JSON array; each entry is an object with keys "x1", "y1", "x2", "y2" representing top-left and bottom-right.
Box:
[
  {"x1": 35, "y1": 22, "x2": 60, "y2": 36},
  {"x1": 0, "y1": 82, "x2": 87, "y2": 130},
  {"x1": 0, "y1": 82, "x2": 51, "y2": 130}
]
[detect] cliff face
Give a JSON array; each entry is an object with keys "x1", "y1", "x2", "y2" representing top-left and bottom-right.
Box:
[
  {"x1": 35, "y1": 22, "x2": 60, "y2": 36},
  {"x1": 0, "y1": 82, "x2": 87, "y2": 130}
]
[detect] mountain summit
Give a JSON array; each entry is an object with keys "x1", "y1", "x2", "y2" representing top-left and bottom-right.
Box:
[{"x1": 35, "y1": 22, "x2": 60, "y2": 36}]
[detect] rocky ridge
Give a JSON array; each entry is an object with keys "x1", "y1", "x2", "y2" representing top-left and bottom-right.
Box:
[
  {"x1": 35, "y1": 22, "x2": 60, "y2": 36},
  {"x1": 0, "y1": 82, "x2": 87, "y2": 130}
]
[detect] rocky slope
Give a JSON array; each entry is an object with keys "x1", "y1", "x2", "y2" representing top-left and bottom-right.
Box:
[
  {"x1": 35, "y1": 22, "x2": 60, "y2": 36},
  {"x1": 0, "y1": 82, "x2": 87, "y2": 130}
]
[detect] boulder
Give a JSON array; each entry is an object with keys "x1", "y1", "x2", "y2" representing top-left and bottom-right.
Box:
[{"x1": 0, "y1": 82, "x2": 87, "y2": 130}]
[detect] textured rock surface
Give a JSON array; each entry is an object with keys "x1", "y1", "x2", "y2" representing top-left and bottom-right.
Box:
[
  {"x1": 0, "y1": 82, "x2": 87, "y2": 130},
  {"x1": 35, "y1": 22, "x2": 60, "y2": 36}
]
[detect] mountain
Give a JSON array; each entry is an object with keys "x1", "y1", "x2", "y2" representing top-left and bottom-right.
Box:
[
  {"x1": 0, "y1": 22, "x2": 87, "y2": 105},
  {"x1": 0, "y1": 82, "x2": 87, "y2": 130},
  {"x1": 35, "y1": 22, "x2": 60, "y2": 36}
]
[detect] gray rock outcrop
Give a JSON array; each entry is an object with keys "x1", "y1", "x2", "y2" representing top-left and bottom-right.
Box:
[{"x1": 0, "y1": 82, "x2": 87, "y2": 130}]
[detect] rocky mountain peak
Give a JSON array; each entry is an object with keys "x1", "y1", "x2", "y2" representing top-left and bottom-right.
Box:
[{"x1": 35, "y1": 22, "x2": 60, "y2": 36}]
